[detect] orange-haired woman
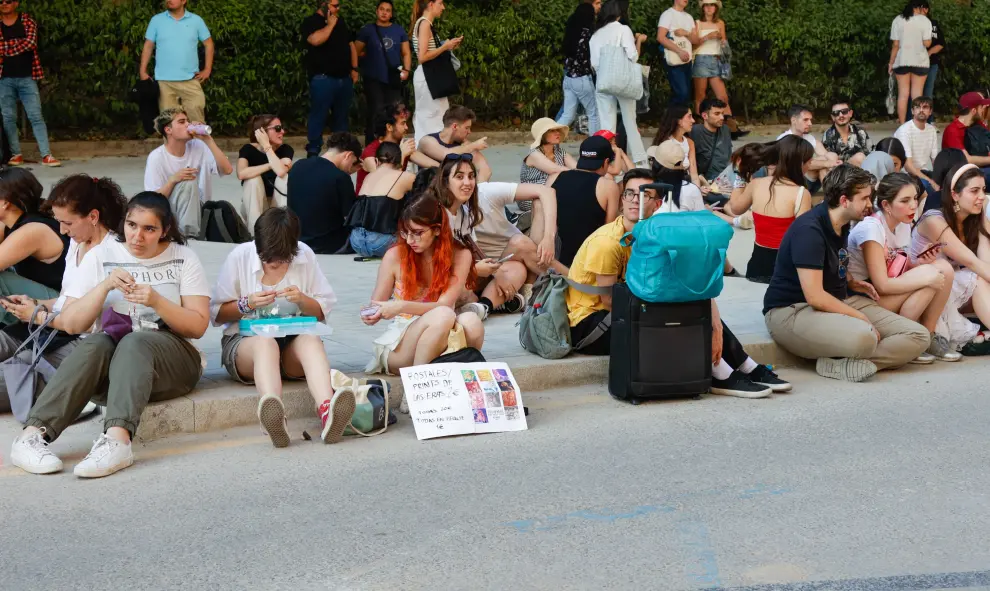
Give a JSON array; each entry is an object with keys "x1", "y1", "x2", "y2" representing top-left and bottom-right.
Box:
[{"x1": 361, "y1": 195, "x2": 484, "y2": 375}]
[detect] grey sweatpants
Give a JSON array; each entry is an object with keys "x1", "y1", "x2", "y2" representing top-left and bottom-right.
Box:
[
  {"x1": 0, "y1": 330, "x2": 78, "y2": 414},
  {"x1": 26, "y1": 331, "x2": 202, "y2": 441},
  {"x1": 170, "y1": 180, "x2": 202, "y2": 238},
  {"x1": 764, "y1": 295, "x2": 930, "y2": 370}
]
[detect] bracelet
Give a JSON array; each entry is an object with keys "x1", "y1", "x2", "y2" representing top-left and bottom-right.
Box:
[{"x1": 237, "y1": 296, "x2": 253, "y2": 315}]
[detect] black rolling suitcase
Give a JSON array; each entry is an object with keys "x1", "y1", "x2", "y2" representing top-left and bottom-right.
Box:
[{"x1": 608, "y1": 282, "x2": 712, "y2": 404}]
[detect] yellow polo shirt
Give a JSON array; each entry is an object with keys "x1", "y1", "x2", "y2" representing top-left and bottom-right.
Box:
[{"x1": 565, "y1": 217, "x2": 631, "y2": 327}]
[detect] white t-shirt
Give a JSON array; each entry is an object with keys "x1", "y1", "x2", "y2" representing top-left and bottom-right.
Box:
[
  {"x1": 658, "y1": 8, "x2": 696, "y2": 38},
  {"x1": 54, "y1": 232, "x2": 115, "y2": 313},
  {"x1": 777, "y1": 129, "x2": 818, "y2": 150},
  {"x1": 589, "y1": 21, "x2": 638, "y2": 72},
  {"x1": 66, "y1": 239, "x2": 211, "y2": 335},
  {"x1": 890, "y1": 14, "x2": 933, "y2": 69},
  {"x1": 847, "y1": 213, "x2": 910, "y2": 281},
  {"x1": 657, "y1": 182, "x2": 705, "y2": 214},
  {"x1": 474, "y1": 182, "x2": 521, "y2": 259},
  {"x1": 894, "y1": 121, "x2": 939, "y2": 172},
  {"x1": 144, "y1": 139, "x2": 219, "y2": 202}
]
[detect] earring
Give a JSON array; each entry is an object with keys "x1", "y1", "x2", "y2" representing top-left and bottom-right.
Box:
[{"x1": 954, "y1": 203, "x2": 961, "y2": 213}]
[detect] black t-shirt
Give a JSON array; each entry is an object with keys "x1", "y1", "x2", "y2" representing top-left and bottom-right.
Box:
[
  {"x1": 286, "y1": 157, "x2": 356, "y2": 254},
  {"x1": 301, "y1": 13, "x2": 353, "y2": 79},
  {"x1": 965, "y1": 123, "x2": 990, "y2": 158},
  {"x1": 929, "y1": 19, "x2": 945, "y2": 66},
  {"x1": 6, "y1": 214, "x2": 68, "y2": 290},
  {"x1": 763, "y1": 203, "x2": 849, "y2": 314},
  {"x1": 238, "y1": 143, "x2": 294, "y2": 197},
  {"x1": 1, "y1": 17, "x2": 33, "y2": 79}
]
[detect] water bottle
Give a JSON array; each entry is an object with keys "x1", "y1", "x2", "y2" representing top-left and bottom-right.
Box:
[{"x1": 188, "y1": 123, "x2": 212, "y2": 136}]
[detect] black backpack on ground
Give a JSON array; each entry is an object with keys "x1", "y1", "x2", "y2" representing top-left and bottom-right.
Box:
[
  {"x1": 431, "y1": 347, "x2": 486, "y2": 364},
  {"x1": 608, "y1": 282, "x2": 712, "y2": 404},
  {"x1": 199, "y1": 201, "x2": 251, "y2": 243}
]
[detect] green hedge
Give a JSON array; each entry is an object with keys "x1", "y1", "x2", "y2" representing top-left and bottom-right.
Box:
[{"x1": 30, "y1": 0, "x2": 990, "y2": 137}]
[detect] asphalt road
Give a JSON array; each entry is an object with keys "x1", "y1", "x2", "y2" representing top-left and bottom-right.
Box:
[{"x1": 3, "y1": 359, "x2": 990, "y2": 591}]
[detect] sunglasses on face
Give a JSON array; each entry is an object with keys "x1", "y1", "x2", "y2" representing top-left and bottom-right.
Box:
[
  {"x1": 444, "y1": 153, "x2": 474, "y2": 163},
  {"x1": 831, "y1": 108, "x2": 851, "y2": 117},
  {"x1": 265, "y1": 125, "x2": 284, "y2": 133}
]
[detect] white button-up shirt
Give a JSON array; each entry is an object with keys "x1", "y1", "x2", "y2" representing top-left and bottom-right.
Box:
[{"x1": 210, "y1": 241, "x2": 337, "y2": 336}]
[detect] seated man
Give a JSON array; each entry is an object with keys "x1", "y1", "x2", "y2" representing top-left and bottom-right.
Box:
[
  {"x1": 942, "y1": 91, "x2": 990, "y2": 186},
  {"x1": 822, "y1": 98, "x2": 872, "y2": 167},
  {"x1": 356, "y1": 103, "x2": 437, "y2": 193},
  {"x1": 547, "y1": 135, "x2": 621, "y2": 268},
  {"x1": 566, "y1": 168, "x2": 791, "y2": 398},
  {"x1": 893, "y1": 96, "x2": 940, "y2": 194},
  {"x1": 763, "y1": 164, "x2": 930, "y2": 382},
  {"x1": 777, "y1": 103, "x2": 840, "y2": 192},
  {"x1": 286, "y1": 132, "x2": 363, "y2": 254},
  {"x1": 418, "y1": 105, "x2": 492, "y2": 182},
  {"x1": 691, "y1": 98, "x2": 733, "y2": 184},
  {"x1": 144, "y1": 108, "x2": 233, "y2": 237}
]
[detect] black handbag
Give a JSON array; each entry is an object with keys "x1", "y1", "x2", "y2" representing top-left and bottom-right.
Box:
[
  {"x1": 373, "y1": 25, "x2": 404, "y2": 89},
  {"x1": 420, "y1": 24, "x2": 459, "y2": 99}
]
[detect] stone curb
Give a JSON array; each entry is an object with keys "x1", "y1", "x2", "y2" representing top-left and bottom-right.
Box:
[{"x1": 133, "y1": 337, "x2": 801, "y2": 442}]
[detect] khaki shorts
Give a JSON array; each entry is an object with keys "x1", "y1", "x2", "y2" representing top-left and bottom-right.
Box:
[{"x1": 220, "y1": 333, "x2": 302, "y2": 384}]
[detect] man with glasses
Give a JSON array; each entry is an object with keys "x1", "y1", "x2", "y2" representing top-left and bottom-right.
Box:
[
  {"x1": 822, "y1": 99, "x2": 872, "y2": 168},
  {"x1": 302, "y1": 0, "x2": 359, "y2": 157},
  {"x1": 763, "y1": 165, "x2": 930, "y2": 382},
  {"x1": 354, "y1": 0, "x2": 411, "y2": 145},
  {"x1": 0, "y1": 0, "x2": 58, "y2": 167},
  {"x1": 140, "y1": 0, "x2": 213, "y2": 124}
]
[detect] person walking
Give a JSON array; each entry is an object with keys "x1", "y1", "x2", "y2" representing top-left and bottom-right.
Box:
[
  {"x1": 557, "y1": 0, "x2": 601, "y2": 134},
  {"x1": 0, "y1": 0, "x2": 58, "y2": 167},
  {"x1": 888, "y1": 0, "x2": 933, "y2": 124},
  {"x1": 656, "y1": 0, "x2": 696, "y2": 108},
  {"x1": 140, "y1": 0, "x2": 213, "y2": 125},
  {"x1": 355, "y1": 0, "x2": 412, "y2": 145},
  {"x1": 302, "y1": 0, "x2": 359, "y2": 157},
  {"x1": 410, "y1": 0, "x2": 462, "y2": 147}
]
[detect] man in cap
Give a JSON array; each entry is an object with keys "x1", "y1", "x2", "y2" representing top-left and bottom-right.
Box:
[{"x1": 942, "y1": 91, "x2": 990, "y2": 185}]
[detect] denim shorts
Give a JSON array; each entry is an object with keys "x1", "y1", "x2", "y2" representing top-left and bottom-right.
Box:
[
  {"x1": 349, "y1": 227, "x2": 396, "y2": 259},
  {"x1": 692, "y1": 55, "x2": 721, "y2": 78}
]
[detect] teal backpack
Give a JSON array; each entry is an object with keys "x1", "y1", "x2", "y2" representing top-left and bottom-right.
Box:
[{"x1": 622, "y1": 210, "x2": 734, "y2": 303}]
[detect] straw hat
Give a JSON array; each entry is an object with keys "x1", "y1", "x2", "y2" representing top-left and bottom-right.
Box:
[
  {"x1": 530, "y1": 118, "x2": 570, "y2": 149},
  {"x1": 700, "y1": 0, "x2": 722, "y2": 7},
  {"x1": 646, "y1": 140, "x2": 686, "y2": 169}
]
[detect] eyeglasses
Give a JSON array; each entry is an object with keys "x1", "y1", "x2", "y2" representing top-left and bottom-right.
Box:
[
  {"x1": 831, "y1": 108, "x2": 851, "y2": 117},
  {"x1": 443, "y1": 153, "x2": 474, "y2": 163},
  {"x1": 621, "y1": 189, "x2": 659, "y2": 202},
  {"x1": 265, "y1": 125, "x2": 284, "y2": 133},
  {"x1": 399, "y1": 228, "x2": 430, "y2": 241}
]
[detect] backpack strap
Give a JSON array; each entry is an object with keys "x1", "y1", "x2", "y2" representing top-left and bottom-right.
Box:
[
  {"x1": 563, "y1": 276, "x2": 612, "y2": 296},
  {"x1": 212, "y1": 208, "x2": 236, "y2": 243},
  {"x1": 574, "y1": 312, "x2": 612, "y2": 349},
  {"x1": 199, "y1": 207, "x2": 213, "y2": 241}
]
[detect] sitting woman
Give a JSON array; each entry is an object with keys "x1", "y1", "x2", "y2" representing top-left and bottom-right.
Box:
[
  {"x1": 864, "y1": 137, "x2": 907, "y2": 175},
  {"x1": 362, "y1": 195, "x2": 484, "y2": 374},
  {"x1": 0, "y1": 174, "x2": 126, "y2": 418},
  {"x1": 212, "y1": 207, "x2": 352, "y2": 448},
  {"x1": 518, "y1": 118, "x2": 576, "y2": 224},
  {"x1": 846, "y1": 172, "x2": 958, "y2": 363},
  {"x1": 0, "y1": 167, "x2": 69, "y2": 325},
  {"x1": 237, "y1": 114, "x2": 294, "y2": 231},
  {"x1": 433, "y1": 154, "x2": 529, "y2": 319},
  {"x1": 9, "y1": 192, "x2": 211, "y2": 478},
  {"x1": 653, "y1": 106, "x2": 711, "y2": 205},
  {"x1": 911, "y1": 163, "x2": 990, "y2": 354},
  {"x1": 346, "y1": 142, "x2": 417, "y2": 259},
  {"x1": 727, "y1": 135, "x2": 815, "y2": 283}
]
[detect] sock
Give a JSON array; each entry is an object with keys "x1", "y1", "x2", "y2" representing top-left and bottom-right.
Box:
[
  {"x1": 733, "y1": 216, "x2": 742, "y2": 227},
  {"x1": 478, "y1": 297, "x2": 494, "y2": 312},
  {"x1": 712, "y1": 359, "x2": 733, "y2": 380},
  {"x1": 739, "y1": 358, "x2": 759, "y2": 374}
]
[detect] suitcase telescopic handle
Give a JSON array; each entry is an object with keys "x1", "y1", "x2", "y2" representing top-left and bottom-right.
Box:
[{"x1": 638, "y1": 182, "x2": 675, "y2": 220}]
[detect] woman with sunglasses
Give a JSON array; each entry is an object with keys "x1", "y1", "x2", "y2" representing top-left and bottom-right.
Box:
[
  {"x1": 431, "y1": 153, "x2": 529, "y2": 319},
  {"x1": 361, "y1": 195, "x2": 484, "y2": 374},
  {"x1": 238, "y1": 115, "x2": 294, "y2": 232}
]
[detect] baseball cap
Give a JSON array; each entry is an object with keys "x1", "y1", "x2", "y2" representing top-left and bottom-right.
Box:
[
  {"x1": 593, "y1": 129, "x2": 616, "y2": 142},
  {"x1": 576, "y1": 136, "x2": 615, "y2": 170},
  {"x1": 959, "y1": 91, "x2": 990, "y2": 110},
  {"x1": 646, "y1": 140, "x2": 686, "y2": 169}
]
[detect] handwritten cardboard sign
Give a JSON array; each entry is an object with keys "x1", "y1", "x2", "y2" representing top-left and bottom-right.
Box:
[{"x1": 399, "y1": 363, "x2": 528, "y2": 440}]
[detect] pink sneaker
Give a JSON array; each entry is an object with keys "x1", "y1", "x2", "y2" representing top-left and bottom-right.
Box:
[
  {"x1": 7, "y1": 154, "x2": 23, "y2": 166},
  {"x1": 319, "y1": 388, "x2": 356, "y2": 444},
  {"x1": 41, "y1": 155, "x2": 61, "y2": 167}
]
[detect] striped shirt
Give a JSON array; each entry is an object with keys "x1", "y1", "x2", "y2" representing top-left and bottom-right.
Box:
[{"x1": 411, "y1": 17, "x2": 438, "y2": 61}]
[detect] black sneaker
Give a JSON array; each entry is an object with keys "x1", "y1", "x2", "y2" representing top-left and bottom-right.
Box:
[
  {"x1": 494, "y1": 293, "x2": 526, "y2": 314},
  {"x1": 710, "y1": 370, "x2": 772, "y2": 399},
  {"x1": 747, "y1": 364, "x2": 792, "y2": 393}
]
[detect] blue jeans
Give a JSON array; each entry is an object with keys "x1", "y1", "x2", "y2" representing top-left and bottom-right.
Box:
[
  {"x1": 557, "y1": 75, "x2": 600, "y2": 133},
  {"x1": 306, "y1": 75, "x2": 353, "y2": 156},
  {"x1": 0, "y1": 78, "x2": 50, "y2": 157},
  {"x1": 663, "y1": 62, "x2": 692, "y2": 107},
  {"x1": 349, "y1": 227, "x2": 396, "y2": 258},
  {"x1": 924, "y1": 63, "x2": 939, "y2": 123}
]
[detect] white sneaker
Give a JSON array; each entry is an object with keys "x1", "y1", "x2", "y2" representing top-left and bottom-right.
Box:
[
  {"x1": 815, "y1": 358, "x2": 878, "y2": 382},
  {"x1": 258, "y1": 394, "x2": 290, "y2": 448},
  {"x1": 73, "y1": 434, "x2": 134, "y2": 478},
  {"x1": 10, "y1": 428, "x2": 62, "y2": 474},
  {"x1": 456, "y1": 302, "x2": 489, "y2": 321},
  {"x1": 910, "y1": 352, "x2": 936, "y2": 364},
  {"x1": 927, "y1": 333, "x2": 962, "y2": 362}
]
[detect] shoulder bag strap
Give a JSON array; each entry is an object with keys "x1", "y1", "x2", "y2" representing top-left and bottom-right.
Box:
[
  {"x1": 573, "y1": 311, "x2": 611, "y2": 350},
  {"x1": 794, "y1": 186, "x2": 805, "y2": 217},
  {"x1": 373, "y1": 25, "x2": 397, "y2": 70},
  {"x1": 8, "y1": 304, "x2": 59, "y2": 360},
  {"x1": 199, "y1": 208, "x2": 212, "y2": 241},
  {"x1": 563, "y1": 276, "x2": 612, "y2": 296}
]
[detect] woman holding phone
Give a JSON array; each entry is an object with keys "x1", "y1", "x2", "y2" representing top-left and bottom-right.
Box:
[
  {"x1": 845, "y1": 173, "x2": 958, "y2": 362},
  {"x1": 410, "y1": 0, "x2": 463, "y2": 146}
]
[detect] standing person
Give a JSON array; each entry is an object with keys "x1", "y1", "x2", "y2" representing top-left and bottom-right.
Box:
[
  {"x1": 140, "y1": 0, "x2": 213, "y2": 124},
  {"x1": 144, "y1": 108, "x2": 234, "y2": 238},
  {"x1": 590, "y1": 1, "x2": 648, "y2": 166},
  {"x1": 777, "y1": 104, "x2": 840, "y2": 193},
  {"x1": 822, "y1": 99, "x2": 872, "y2": 167},
  {"x1": 763, "y1": 165, "x2": 930, "y2": 382},
  {"x1": 302, "y1": 0, "x2": 359, "y2": 157},
  {"x1": 656, "y1": 0, "x2": 696, "y2": 108},
  {"x1": 893, "y1": 96, "x2": 940, "y2": 195},
  {"x1": 690, "y1": 0, "x2": 745, "y2": 136},
  {"x1": 0, "y1": 1, "x2": 57, "y2": 167},
  {"x1": 212, "y1": 207, "x2": 356, "y2": 448},
  {"x1": 237, "y1": 114, "x2": 294, "y2": 232},
  {"x1": 691, "y1": 98, "x2": 732, "y2": 184},
  {"x1": 286, "y1": 132, "x2": 363, "y2": 254},
  {"x1": 846, "y1": 172, "x2": 958, "y2": 363},
  {"x1": 354, "y1": 0, "x2": 412, "y2": 145},
  {"x1": 348, "y1": 141, "x2": 416, "y2": 258},
  {"x1": 361, "y1": 195, "x2": 484, "y2": 375},
  {"x1": 922, "y1": 6, "x2": 944, "y2": 122},
  {"x1": 418, "y1": 106, "x2": 492, "y2": 181},
  {"x1": 410, "y1": 0, "x2": 463, "y2": 147},
  {"x1": 9, "y1": 193, "x2": 211, "y2": 477},
  {"x1": 557, "y1": 0, "x2": 601, "y2": 134},
  {"x1": 888, "y1": 0, "x2": 933, "y2": 124}
]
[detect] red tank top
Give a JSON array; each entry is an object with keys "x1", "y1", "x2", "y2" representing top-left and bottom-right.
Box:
[{"x1": 752, "y1": 212, "x2": 796, "y2": 249}]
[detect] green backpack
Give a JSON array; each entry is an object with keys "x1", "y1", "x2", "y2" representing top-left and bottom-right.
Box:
[{"x1": 518, "y1": 271, "x2": 611, "y2": 359}]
